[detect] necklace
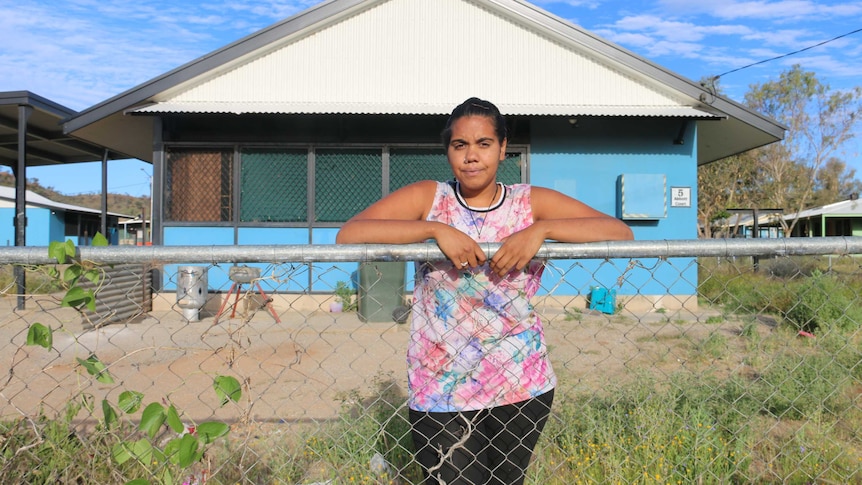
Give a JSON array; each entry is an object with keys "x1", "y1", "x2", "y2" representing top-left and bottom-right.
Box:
[{"x1": 455, "y1": 181, "x2": 500, "y2": 238}]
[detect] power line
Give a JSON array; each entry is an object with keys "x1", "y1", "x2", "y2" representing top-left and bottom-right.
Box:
[{"x1": 713, "y1": 26, "x2": 862, "y2": 80}]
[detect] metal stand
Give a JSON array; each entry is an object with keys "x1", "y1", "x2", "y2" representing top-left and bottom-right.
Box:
[{"x1": 213, "y1": 266, "x2": 280, "y2": 324}]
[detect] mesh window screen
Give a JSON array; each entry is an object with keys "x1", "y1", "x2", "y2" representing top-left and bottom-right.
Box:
[
  {"x1": 165, "y1": 148, "x2": 233, "y2": 222},
  {"x1": 240, "y1": 149, "x2": 308, "y2": 222},
  {"x1": 390, "y1": 148, "x2": 450, "y2": 191},
  {"x1": 390, "y1": 148, "x2": 524, "y2": 191},
  {"x1": 315, "y1": 149, "x2": 382, "y2": 223},
  {"x1": 499, "y1": 152, "x2": 523, "y2": 184}
]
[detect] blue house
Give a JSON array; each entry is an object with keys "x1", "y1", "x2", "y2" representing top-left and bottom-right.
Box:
[
  {"x1": 61, "y1": 0, "x2": 784, "y2": 310},
  {"x1": 0, "y1": 186, "x2": 129, "y2": 246}
]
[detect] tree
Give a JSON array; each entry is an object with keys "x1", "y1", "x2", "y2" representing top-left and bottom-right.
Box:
[
  {"x1": 809, "y1": 158, "x2": 862, "y2": 207},
  {"x1": 698, "y1": 65, "x2": 862, "y2": 237},
  {"x1": 743, "y1": 65, "x2": 862, "y2": 235},
  {"x1": 697, "y1": 153, "x2": 758, "y2": 238}
]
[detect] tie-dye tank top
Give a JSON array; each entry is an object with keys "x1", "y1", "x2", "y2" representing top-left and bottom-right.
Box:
[{"x1": 407, "y1": 181, "x2": 556, "y2": 412}]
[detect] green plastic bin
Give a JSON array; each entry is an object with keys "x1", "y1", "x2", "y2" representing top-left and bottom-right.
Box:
[{"x1": 358, "y1": 262, "x2": 406, "y2": 322}]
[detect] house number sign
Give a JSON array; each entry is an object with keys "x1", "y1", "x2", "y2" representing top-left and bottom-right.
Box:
[{"x1": 671, "y1": 187, "x2": 691, "y2": 207}]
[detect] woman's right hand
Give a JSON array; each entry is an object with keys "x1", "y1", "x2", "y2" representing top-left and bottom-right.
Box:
[{"x1": 433, "y1": 224, "x2": 487, "y2": 269}]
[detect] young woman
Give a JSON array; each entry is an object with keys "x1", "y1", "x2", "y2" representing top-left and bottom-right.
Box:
[{"x1": 336, "y1": 97, "x2": 633, "y2": 484}]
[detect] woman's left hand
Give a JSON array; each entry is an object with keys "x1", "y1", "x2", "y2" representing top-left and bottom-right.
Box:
[{"x1": 489, "y1": 224, "x2": 546, "y2": 276}]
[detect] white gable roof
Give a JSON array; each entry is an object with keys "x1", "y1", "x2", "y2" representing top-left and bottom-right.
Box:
[
  {"x1": 0, "y1": 185, "x2": 131, "y2": 217},
  {"x1": 65, "y1": 0, "x2": 784, "y2": 164},
  {"x1": 785, "y1": 198, "x2": 862, "y2": 220},
  {"x1": 138, "y1": 0, "x2": 703, "y2": 117}
]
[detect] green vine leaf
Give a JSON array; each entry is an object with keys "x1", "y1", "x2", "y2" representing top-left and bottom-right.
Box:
[
  {"x1": 26, "y1": 323, "x2": 52, "y2": 349},
  {"x1": 177, "y1": 433, "x2": 200, "y2": 468},
  {"x1": 118, "y1": 391, "x2": 144, "y2": 414},
  {"x1": 83, "y1": 268, "x2": 101, "y2": 285},
  {"x1": 164, "y1": 436, "x2": 181, "y2": 465},
  {"x1": 102, "y1": 399, "x2": 118, "y2": 429},
  {"x1": 196, "y1": 421, "x2": 230, "y2": 445},
  {"x1": 63, "y1": 264, "x2": 82, "y2": 284},
  {"x1": 139, "y1": 402, "x2": 166, "y2": 439},
  {"x1": 166, "y1": 404, "x2": 184, "y2": 434},
  {"x1": 130, "y1": 438, "x2": 154, "y2": 464},
  {"x1": 49, "y1": 240, "x2": 75, "y2": 264},
  {"x1": 213, "y1": 375, "x2": 242, "y2": 406},
  {"x1": 61, "y1": 286, "x2": 96, "y2": 311},
  {"x1": 92, "y1": 232, "x2": 109, "y2": 246},
  {"x1": 160, "y1": 467, "x2": 174, "y2": 485},
  {"x1": 124, "y1": 480, "x2": 150, "y2": 485},
  {"x1": 112, "y1": 441, "x2": 132, "y2": 465},
  {"x1": 76, "y1": 355, "x2": 114, "y2": 384}
]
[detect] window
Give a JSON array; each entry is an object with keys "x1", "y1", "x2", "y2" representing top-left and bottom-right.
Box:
[
  {"x1": 241, "y1": 149, "x2": 307, "y2": 222},
  {"x1": 314, "y1": 149, "x2": 382, "y2": 223},
  {"x1": 164, "y1": 146, "x2": 525, "y2": 225},
  {"x1": 165, "y1": 149, "x2": 233, "y2": 222}
]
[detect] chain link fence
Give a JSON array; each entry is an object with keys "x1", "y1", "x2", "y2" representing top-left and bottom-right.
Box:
[{"x1": 2, "y1": 238, "x2": 862, "y2": 484}]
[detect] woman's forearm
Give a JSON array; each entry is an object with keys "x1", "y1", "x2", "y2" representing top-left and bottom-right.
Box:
[{"x1": 533, "y1": 217, "x2": 633, "y2": 243}]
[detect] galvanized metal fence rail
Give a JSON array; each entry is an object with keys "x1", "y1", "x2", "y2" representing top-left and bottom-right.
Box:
[{"x1": 1, "y1": 237, "x2": 862, "y2": 484}]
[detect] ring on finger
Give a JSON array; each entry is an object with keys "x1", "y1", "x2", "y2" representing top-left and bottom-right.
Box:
[{"x1": 460, "y1": 261, "x2": 468, "y2": 267}]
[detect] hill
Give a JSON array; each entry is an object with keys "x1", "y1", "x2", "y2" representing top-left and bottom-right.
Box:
[{"x1": 0, "y1": 171, "x2": 148, "y2": 218}]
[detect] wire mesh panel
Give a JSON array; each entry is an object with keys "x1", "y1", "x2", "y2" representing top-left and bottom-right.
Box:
[
  {"x1": 240, "y1": 149, "x2": 308, "y2": 223},
  {"x1": 2, "y1": 241, "x2": 862, "y2": 484},
  {"x1": 165, "y1": 148, "x2": 234, "y2": 222},
  {"x1": 389, "y1": 148, "x2": 452, "y2": 191},
  {"x1": 314, "y1": 149, "x2": 382, "y2": 223}
]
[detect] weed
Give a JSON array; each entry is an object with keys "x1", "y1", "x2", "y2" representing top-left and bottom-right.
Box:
[
  {"x1": 783, "y1": 271, "x2": 862, "y2": 333},
  {"x1": 694, "y1": 331, "x2": 729, "y2": 360},
  {"x1": 333, "y1": 280, "x2": 358, "y2": 311}
]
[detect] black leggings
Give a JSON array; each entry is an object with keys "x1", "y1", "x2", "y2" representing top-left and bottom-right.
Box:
[{"x1": 409, "y1": 390, "x2": 554, "y2": 485}]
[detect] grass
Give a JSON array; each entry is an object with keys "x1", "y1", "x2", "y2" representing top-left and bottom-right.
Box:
[
  {"x1": 5, "y1": 321, "x2": 860, "y2": 484},
  {"x1": 3, "y1": 255, "x2": 862, "y2": 483},
  {"x1": 0, "y1": 264, "x2": 65, "y2": 295}
]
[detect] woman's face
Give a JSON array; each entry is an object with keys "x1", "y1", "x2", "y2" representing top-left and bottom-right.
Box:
[{"x1": 446, "y1": 115, "x2": 508, "y2": 196}]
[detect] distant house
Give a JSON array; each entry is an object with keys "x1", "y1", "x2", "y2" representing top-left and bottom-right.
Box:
[
  {"x1": 60, "y1": 0, "x2": 785, "y2": 309},
  {"x1": 713, "y1": 210, "x2": 786, "y2": 239},
  {"x1": 785, "y1": 198, "x2": 862, "y2": 237},
  {"x1": 711, "y1": 197, "x2": 862, "y2": 239},
  {"x1": 0, "y1": 186, "x2": 130, "y2": 246}
]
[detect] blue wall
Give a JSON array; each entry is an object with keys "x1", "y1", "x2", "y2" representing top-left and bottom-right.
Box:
[
  {"x1": 0, "y1": 207, "x2": 65, "y2": 247},
  {"x1": 529, "y1": 117, "x2": 698, "y2": 297}
]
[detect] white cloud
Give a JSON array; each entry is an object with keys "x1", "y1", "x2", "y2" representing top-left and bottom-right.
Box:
[
  {"x1": 0, "y1": 0, "x2": 315, "y2": 109},
  {"x1": 656, "y1": 0, "x2": 862, "y2": 22}
]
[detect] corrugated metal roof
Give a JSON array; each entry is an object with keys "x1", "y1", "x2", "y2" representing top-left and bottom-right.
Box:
[{"x1": 133, "y1": 101, "x2": 721, "y2": 118}]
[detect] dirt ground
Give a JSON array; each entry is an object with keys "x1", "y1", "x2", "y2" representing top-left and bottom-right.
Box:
[{"x1": 1, "y1": 292, "x2": 735, "y2": 430}]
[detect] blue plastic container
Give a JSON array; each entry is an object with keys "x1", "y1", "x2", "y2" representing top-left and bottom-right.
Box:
[{"x1": 589, "y1": 286, "x2": 616, "y2": 314}]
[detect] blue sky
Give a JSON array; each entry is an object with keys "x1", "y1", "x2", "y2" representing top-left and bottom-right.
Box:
[{"x1": 2, "y1": 0, "x2": 861, "y2": 197}]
